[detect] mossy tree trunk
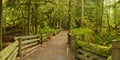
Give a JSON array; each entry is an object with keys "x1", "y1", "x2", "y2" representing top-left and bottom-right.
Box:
[
  {"x1": 35, "y1": 4, "x2": 38, "y2": 35},
  {"x1": 106, "y1": 1, "x2": 111, "y2": 31},
  {"x1": 68, "y1": 0, "x2": 72, "y2": 31},
  {"x1": 81, "y1": 0, "x2": 84, "y2": 28},
  {"x1": 114, "y1": 2, "x2": 117, "y2": 32},
  {"x1": 27, "y1": 0, "x2": 31, "y2": 35},
  {"x1": 100, "y1": 0, "x2": 104, "y2": 31},
  {"x1": 0, "y1": 0, "x2": 2, "y2": 50},
  {"x1": 59, "y1": 0, "x2": 62, "y2": 30}
]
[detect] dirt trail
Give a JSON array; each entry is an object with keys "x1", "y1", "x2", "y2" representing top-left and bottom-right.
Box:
[{"x1": 22, "y1": 31, "x2": 75, "y2": 60}]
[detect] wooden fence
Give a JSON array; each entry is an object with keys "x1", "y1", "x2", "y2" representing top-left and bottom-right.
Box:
[
  {"x1": 0, "y1": 30, "x2": 59, "y2": 60},
  {"x1": 112, "y1": 40, "x2": 120, "y2": 60},
  {"x1": 14, "y1": 35, "x2": 41, "y2": 57},
  {"x1": 0, "y1": 40, "x2": 19, "y2": 60},
  {"x1": 68, "y1": 33, "x2": 113, "y2": 60},
  {"x1": 41, "y1": 34, "x2": 50, "y2": 43},
  {"x1": 0, "y1": 34, "x2": 52, "y2": 60}
]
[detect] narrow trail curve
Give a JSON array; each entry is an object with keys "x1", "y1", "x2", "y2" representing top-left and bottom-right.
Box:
[{"x1": 22, "y1": 31, "x2": 75, "y2": 60}]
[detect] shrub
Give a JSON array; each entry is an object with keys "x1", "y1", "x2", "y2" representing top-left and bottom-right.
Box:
[{"x1": 72, "y1": 28, "x2": 94, "y2": 42}]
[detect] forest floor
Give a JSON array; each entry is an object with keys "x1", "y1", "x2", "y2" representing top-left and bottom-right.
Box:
[{"x1": 21, "y1": 31, "x2": 75, "y2": 60}]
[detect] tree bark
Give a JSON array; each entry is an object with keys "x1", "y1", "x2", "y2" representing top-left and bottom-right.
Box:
[
  {"x1": 106, "y1": 0, "x2": 111, "y2": 31},
  {"x1": 107, "y1": 11, "x2": 111, "y2": 31},
  {"x1": 27, "y1": 0, "x2": 31, "y2": 35},
  {"x1": 0, "y1": 0, "x2": 2, "y2": 50},
  {"x1": 114, "y1": 3, "x2": 117, "y2": 32},
  {"x1": 35, "y1": 4, "x2": 38, "y2": 35},
  {"x1": 68, "y1": 0, "x2": 72, "y2": 31},
  {"x1": 100, "y1": 0, "x2": 104, "y2": 31},
  {"x1": 31, "y1": 8, "x2": 34, "y2": 35},
  {"x1": 59, "y1": 0, "x2": 62, "y2": 30},
  {"x1": 95, "y1": 0, "x2": 98, "y2": 30},
  {"x1": 81, "y1": 0, "x2": 84, "y2": 28},
  {"x1": 77, "y1": 41, "x2": 110, "y2": 57}
]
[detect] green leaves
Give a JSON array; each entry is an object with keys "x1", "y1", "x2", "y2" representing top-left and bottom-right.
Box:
[{"x1": 72, "y1": 28, "x2": 93, "y2": 42}]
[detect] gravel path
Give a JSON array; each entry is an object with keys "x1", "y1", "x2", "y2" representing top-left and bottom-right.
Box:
[{"x1": 22, "y1": 31, "x2": 75, "y2": 60}]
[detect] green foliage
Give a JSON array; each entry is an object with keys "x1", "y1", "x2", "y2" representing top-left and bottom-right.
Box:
[
  {"x1": 72, "y1": 28, "x2": 94, "y2": 42},
  {"x1": 72, "y1": 28, "x2": 117, "y2": 46},
  {"x1": 72, "y1": 28, "x2": 93, "y2": 35},
  {"x1": 42, "y1": 27, "x2": 57, "y2": 34},
  {"x1": 2, "y1": 0, "x2": 120, "y2": 46},
  {"x1": 76, "y1": 41, "x2": 111, "y2": 57},
  {"x1": 94, "y1": 31, "x2": 116, "y2": 46},
  {"x1": 94, "y1": 34, "x2": 102, "y2": 45},
  {"x1": 107, "y1": 56, "x2": 112, "y2": 60}
]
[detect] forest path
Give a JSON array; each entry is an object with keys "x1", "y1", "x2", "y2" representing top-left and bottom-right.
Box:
[{"x1": 22, "y1": 31, "x2": 75, "y2": 60}]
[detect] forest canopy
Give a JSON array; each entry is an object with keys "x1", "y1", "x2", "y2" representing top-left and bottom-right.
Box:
[{"x1": 0, "y1": 0, "x2": 120, "y2": 49}]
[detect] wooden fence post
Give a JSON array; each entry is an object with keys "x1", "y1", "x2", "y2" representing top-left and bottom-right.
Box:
[
  {"x1": 18, "y1": 38, "x2": 22, "y2": 57},
  {"x1": 68, "y1": 33, "x2": 70, "y2": 44},
  {"x1": 38, "y1": 36, "x2": 41, "y2": 44},
  {"x1": 41, "y1": 34, "x2": 43, "y2": 44},
  {"x1": 49, "y1": 33, "x2": 52, "y2": 39},
  {"x1": 112, "y1": 40, "x2": 120, "y2": 60},
  {"x1": 81, "y1": 34, "x2": 85, "y2": 41}
]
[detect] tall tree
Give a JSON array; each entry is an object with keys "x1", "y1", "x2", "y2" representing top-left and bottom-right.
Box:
[
  {"x1": 0, "y1": 0, "x2": 2, "y2": 50},
  {"x1": 81, "y1": 0, "x2": 84, "y2": 28},
  {"x1": 68, "y1": 0, "x2": 72, "y2": 31},
  {"x1": 99, "y1": 0, "x2": 104, "y2": 31},
  {"x1": 95, "y1": 0, "x2": 99, "y2": 31},
  {"x1": 59, "y1": 0, "x2": 62, "y2": 30},
  {"x1": 114, "y1": 1, "x2": 117, "y2": 32},
  {"x1": 106, "y1": 0, "x2": 111, "y2": 31},
  {"x1": 34, "y1": 4, "x2": 39, "y2": 35},
  {"x1": 27, "y1": 0, "x2": 31, "y2": 35}
]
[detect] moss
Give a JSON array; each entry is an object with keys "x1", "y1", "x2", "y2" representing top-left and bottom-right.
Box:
[
  {"x1": 72, "y1": 28, "x2": 94, "y2": 42},
  {"x1": 42, "y1": 27, "x2": 58, "y2": 34},
  {"x1": 76, "y1": 41, "x2": 111, "y2": 57},
  {"x1": 107, "y1": 56, "x2": 112, "y2": 60}
]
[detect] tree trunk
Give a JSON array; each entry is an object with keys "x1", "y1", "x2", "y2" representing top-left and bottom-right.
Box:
[
  {"x1": 0, "y1": 0, "x2": 2, "y2": 50},
  {"x1": 107, "y1": 11, "x2": 111, "y2": 31},
  {"x1": 107, "y1": 0, "x2": 111, "y2": 31},
  {"x1": 77, "y1": 41, "x2": 110, "y2": 57},
  {"x1": 59, "y1": 0, "x2": 62, "y2": 30},
  {"x1": 114, "y1": 3, "x2": 117, "y2": 32},
  {"x1": 68, "y1": 0, "x2": 72, "y2": 31},
  {"x1": 100, "y1": 0, "x2": 104, "y2": 31},
  {"x1": 81, "y1": 0, "x2": 84, "y2": 28},
  {"x1": 35, "y1": 4, "x2": 38, "y2": 35},
  {"x1": 31, "y1": 8, "x2": 34, "y2": 35},
  {"x1": 95, "y1": 0, "x2": 99, "y2": 31},
  {"x1": 27, "y1": 0, "x2": 31, "y2": 35}
]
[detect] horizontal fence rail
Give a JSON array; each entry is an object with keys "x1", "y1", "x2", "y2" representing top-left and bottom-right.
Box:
[
  {"x1": 0, "y1": 40, "x2": 19, "y2": 60},
  {"x1": 41, "y1": 34, "x2": 50, "y2": 43},
  {"x1": 68, "y1": 33, "x2": 113, "y2": 60},
  {"x1": 77, "y1": 41, "x2": 111, "y2": 57},
  {"x1": 0, "y1": 30, "x2": 60, "y2": 60},
  {"x1": 14, "y1": 35, "x2": 41, "y2": 57}
]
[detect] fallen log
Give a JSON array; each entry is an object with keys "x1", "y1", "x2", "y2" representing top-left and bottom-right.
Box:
[{"x1": 77, "y1": 41, "x2": 111, "y2": 57}]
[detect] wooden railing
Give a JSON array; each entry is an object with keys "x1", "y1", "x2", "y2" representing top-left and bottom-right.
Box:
[
  {"x1": 112, "y1": 40, "x2": 120, "y2": 60},
  {"x1": 0, "y1": 30, "x2": 60, "y2": 60},
  {"x1": 41, "y1": 34, "x2": 50, "y2": 43},
  {"x1": 77, "y1": 41, "x2": 111, "y2": 57},
  {"x1": 41, "y1": 29, "x2": 60, "y2": 43},
  {"x1": 68, "y1": 33, "x2": 112, "y2": 60},
  {"x1": 14, "y1": 35, "x2": 41, "y2": 57},
  {"x1": 0, "y1": 40, "x2": 19, "y2": 60}
]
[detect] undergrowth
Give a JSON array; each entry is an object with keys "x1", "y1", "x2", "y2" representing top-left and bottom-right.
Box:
[{"x1": 72, "y1": 28, "x2": 117, "y2": 46}]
